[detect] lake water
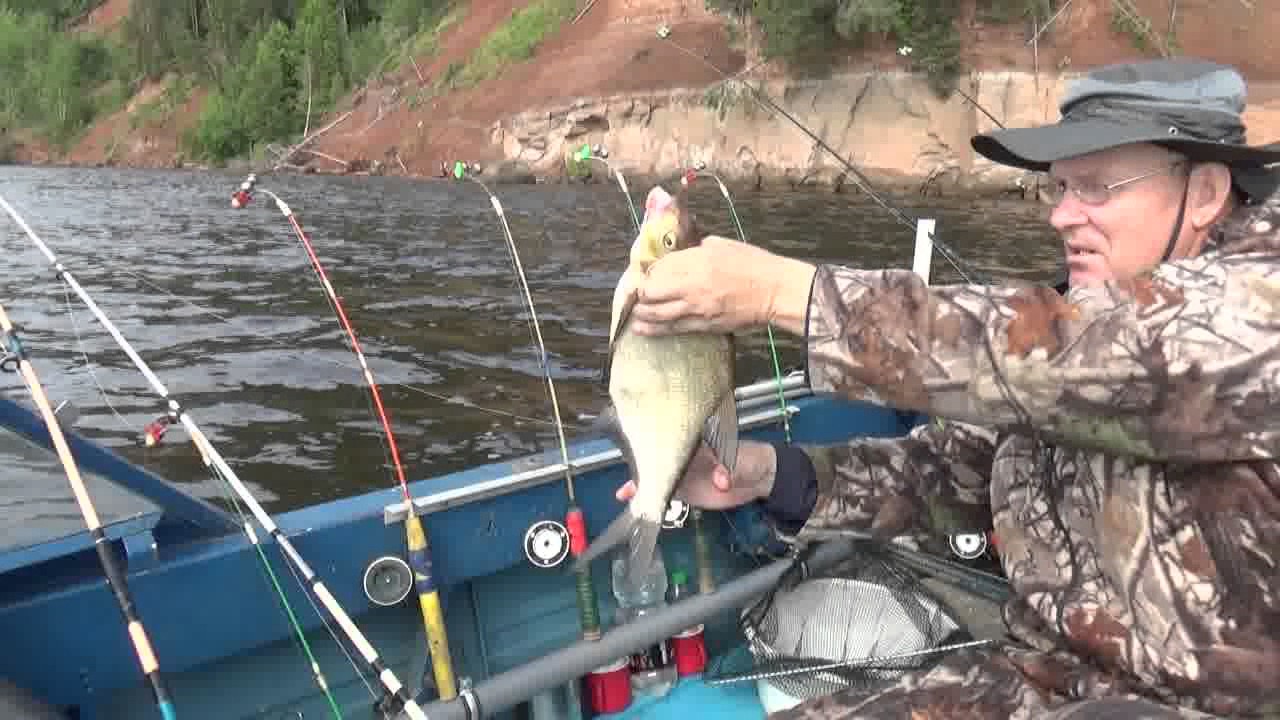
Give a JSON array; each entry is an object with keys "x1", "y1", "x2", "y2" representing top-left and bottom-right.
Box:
[{"x1": 0, "y1": 165, "x2": 1060, "y2": 549}]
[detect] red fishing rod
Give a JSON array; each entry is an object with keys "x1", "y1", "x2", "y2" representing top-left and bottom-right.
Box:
[{"x1": 231, "y1": 174, "x2": 458, "y2": 703}]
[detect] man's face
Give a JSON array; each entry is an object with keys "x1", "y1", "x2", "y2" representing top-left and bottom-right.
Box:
[{"x1": 1048, "y1": 144, "x2": 1190, "y2": 287}]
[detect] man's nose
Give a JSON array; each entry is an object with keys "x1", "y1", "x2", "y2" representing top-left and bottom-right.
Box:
[{"x1": 1049, "y1": 192, "x2": 1089, "y2": 232}]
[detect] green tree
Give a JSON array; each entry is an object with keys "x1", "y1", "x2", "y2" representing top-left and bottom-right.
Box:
[
  {"x1": 297, "y1": 0, "x2": 347, "y2": 110},
  {"x1": 238, "y1": 19, "x2": 302, "y2": 144},
  {"x1": 703, "y1": 0, "x2": 1013, "y2": 96},
  {"x1": 752, "y1": 0, "x2": 843, "y2": 67},
  {"x1": 185, "y1": 90, "x2": 249, "y2": 162}
]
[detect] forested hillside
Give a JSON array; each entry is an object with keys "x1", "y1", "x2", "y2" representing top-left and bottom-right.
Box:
[
  {"x1": 1, "y1": 0, "x2": 502, "y2": 164},
  {"x1": 2, "y1": 0, "x2": 1276, "y2": 175}
]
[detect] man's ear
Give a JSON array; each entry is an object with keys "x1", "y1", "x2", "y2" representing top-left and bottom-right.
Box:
[{"x1": 1189, "y1": 161, "x2": 1236, "y2": 229}]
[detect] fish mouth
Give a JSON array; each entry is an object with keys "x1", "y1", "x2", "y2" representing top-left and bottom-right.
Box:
[{"x1": 629, "y1": 246, "x2": 657, "y2": 269}]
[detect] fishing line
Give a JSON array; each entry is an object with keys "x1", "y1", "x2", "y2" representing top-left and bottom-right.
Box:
[
  {"x1": 0, "y1": 193, "x2": 432, "y2": 720},
  {"x1": 0, "y1": 302, "x2": 178, "y2": 720},
  {"x1": 656, "y1": 28, "x2": 986, "y2": 285},
  {"x1": 233, "y1": 174, "x2": 460, "y2": 703},
  {"x1": 657, "y1": 27, "x2": 1039, "y2": 433},
  {"x1": 450, "y1": 162, "x2": 603, "y2": 642},
  {"x1": 61, "y1": 280, "x2": 135, "y2": 433}
]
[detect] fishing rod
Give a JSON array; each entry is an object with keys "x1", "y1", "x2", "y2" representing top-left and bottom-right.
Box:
[
  {"x1": 654, "y1": 25, "x2": 987, "y2": 286},
  {"x1": 669, "y1": 163, "x2": 797, "y2": 596},
  {"x1": 231, "y1": 173, "x2": 460, "y2": 703},
  {"x1": 572, "y1": 144, "x2": 642, "y2": 234},
  {"x1": 677, "y1": 164, "x2": 793, "y2": 444},
  {"x1": 0, "y1": 302, "x2": 178, "y2": 720},
  {"x1": 52, "y1": 183, "x2": 346, "y2": 715},
  {"x1": 447, "y1": 161, "x2": 603, "y2": 644},
  {"x1": 0, "y1": 194, "x2": 430, "y2": 720}
]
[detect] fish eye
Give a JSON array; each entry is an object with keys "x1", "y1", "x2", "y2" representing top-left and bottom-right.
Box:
[{"x1": 662, "y1": 232, "x2": 676, "y2": 249}]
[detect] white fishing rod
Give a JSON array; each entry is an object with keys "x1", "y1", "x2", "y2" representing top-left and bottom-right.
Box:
[
  {"x1": 0, "y1": 194, "x2": 430, "y2": 720},
  {"x1": 571, "y1": 144, "x2": 641, "y2": 234}
]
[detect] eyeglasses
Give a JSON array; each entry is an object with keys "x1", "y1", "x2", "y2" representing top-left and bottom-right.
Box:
[{"x1": 1043, "y1": 160, "x2": 1188, "y2": 206}]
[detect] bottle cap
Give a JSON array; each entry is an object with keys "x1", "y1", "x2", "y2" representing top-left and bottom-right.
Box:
[{"x1": 671, "y1": 568, "x2": 688, "y2": 585}]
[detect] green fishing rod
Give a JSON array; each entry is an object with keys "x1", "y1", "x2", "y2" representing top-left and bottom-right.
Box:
[
  {"x1": 674, "y1": 164, "x2": 797, "y2": 594},
  {"x1": 678, "y1": 165, "x2": 793, "y2": 445},
  {"x1": 449, "y1": 162, "x2": 603, "y2": 644},
  {"x1": 0, "y1": 302, "x2": 177, "y2": 720}
]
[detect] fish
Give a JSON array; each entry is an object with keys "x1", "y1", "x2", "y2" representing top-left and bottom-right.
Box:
[{"x1": 573, "y1": 184, "x2": 739, "y2": 587}]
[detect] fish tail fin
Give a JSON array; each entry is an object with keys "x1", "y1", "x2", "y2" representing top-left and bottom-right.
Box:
[
  {"x1": 573, "y1": 508, "x2": 636, "y2": 573},
  {"x1": 626, "y1": 517, "x2": 662, "y2": 590}
]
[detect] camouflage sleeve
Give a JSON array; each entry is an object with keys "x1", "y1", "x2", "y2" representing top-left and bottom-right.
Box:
[
  {"x1": 769, "y1": 418, "x2": 997, "y2": 544},
  {"x1": 803, "y1": 220, "x2": 1280, "y2": 463}
]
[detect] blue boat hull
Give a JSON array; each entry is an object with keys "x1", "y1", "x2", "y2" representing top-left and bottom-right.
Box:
[{"x1": 0, "y1": 382, "x2": 921, "y2": 718}]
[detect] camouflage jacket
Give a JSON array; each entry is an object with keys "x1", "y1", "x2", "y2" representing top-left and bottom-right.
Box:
[{"x1": 778, "y1": 192, "x2": 1280, "y2": 717}]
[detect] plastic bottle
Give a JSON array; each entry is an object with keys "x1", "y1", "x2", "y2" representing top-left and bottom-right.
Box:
[
  {"x1": 666, "y1": 568, "x2": 708, "y2": 676},
  {"x1": 611, "y1": 549, "x2": 676, "y2": 699},
  {"x1": 667, "y1": 568, "x2": 692, "y2": 604}
]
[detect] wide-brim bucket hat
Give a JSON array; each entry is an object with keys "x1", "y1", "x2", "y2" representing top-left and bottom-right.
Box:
[{"x1": 972, "y1": 58, "x2": 1280, "y2": 201}]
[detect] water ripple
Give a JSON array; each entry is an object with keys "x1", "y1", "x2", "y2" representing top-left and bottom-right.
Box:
[{"x1": 0, "y1": 165, "x2": 1059, "y2": 548}]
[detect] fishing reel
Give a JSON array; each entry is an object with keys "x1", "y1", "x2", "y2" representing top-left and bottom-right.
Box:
[
  {"x1": 662, "y1": 499, "x2": 690, "y2": 529},
  {"x1": 139, "y1": 411, "x2": 179, "y2": 448},
  {"x1": 363, "y1": 555, "x2": 414, "y2": 606},
  {"x1": 524, "y1": 519, "x2": 571, "y2": 569},
  {"x1": 0, "y1": 327, "x2": 26, "y2": 373},
  {"x1": 230, "y1": 173, "x2": 257, "y2": 209},
  {"x1": 948, "y1": 532, "x2": 989, "y2": 561}
]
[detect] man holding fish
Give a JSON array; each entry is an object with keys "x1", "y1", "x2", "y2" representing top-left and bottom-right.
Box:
[{"x1": 602, "y1": 58, "x2": 1280, "y2": 718}]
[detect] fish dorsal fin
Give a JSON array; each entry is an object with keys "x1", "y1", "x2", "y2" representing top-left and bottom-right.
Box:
[{"x1": 701, "y1": 336, "x2": 739, "y2": 475}]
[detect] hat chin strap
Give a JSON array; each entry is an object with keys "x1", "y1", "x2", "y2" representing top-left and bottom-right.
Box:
[{"x1": 1159, "y1": 173, "x2": 1192, "y2": 264}]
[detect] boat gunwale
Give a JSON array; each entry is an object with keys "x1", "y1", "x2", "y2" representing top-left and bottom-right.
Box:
[
  {"x1": 382, "y1": 372, "x2": 811, "y2": 523},
  {"x1": 0, "y1": 373, "x2": 812, "y2": 580}
]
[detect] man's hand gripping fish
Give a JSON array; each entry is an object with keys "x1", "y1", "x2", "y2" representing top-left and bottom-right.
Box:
[{"x1": 573, "y1": 185, "x2": 739, "y2": 587}]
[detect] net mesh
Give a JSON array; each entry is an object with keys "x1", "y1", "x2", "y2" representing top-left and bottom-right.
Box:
[{"x1": 704, "y1": 540, "x2": 973, "y2": 702}]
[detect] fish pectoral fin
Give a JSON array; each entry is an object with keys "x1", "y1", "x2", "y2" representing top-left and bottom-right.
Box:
[{"x1": 702, "y1": 390, "x2": 740, "y2": 477}]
